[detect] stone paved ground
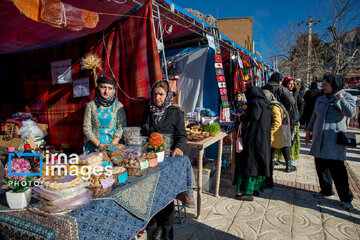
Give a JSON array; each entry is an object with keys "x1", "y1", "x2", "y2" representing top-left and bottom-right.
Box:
[{"x1": 174, "y1": 129, "x2": 360, "y2": 240}]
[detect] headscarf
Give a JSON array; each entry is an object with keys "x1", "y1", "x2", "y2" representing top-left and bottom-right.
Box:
[
  {"x1": 282, "y1": 77, "x2": 294, "y2": 87},
  {"x1": 150, "y1": 80, "x2": 173, "y2": 124},
  {"x1": 268, "y1": 72, "x2": 283, "y2": 83},
  {"x1": 95, "y1": 74, "x2": 117, "y2": 107},
  {"x1": 245, "y1": 86, "x2": 270, "y2": 105},
  {"x1": 310, "y1": 82, "x2": 318, "y2": 89},
  {"x1": 323, "y1": 74, "x2": 346, "y2": 94}
]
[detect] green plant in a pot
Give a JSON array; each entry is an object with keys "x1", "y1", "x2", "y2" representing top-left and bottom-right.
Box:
[
  {"x1": 203, "y1": 122, "x2": 221, "y2": 136},
  {"x1": 3, "y1": 158, "x2": 34, "y2": 209}
]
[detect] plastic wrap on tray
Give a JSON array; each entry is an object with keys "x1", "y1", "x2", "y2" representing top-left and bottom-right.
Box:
[
  {"x1": 40, "y1": 190, "x2": 92, "y2": 214},
  {"x1": 33, "y1": 181, "x2": 91, "y2": 200},
  {"x1": 162, "y1": 133, "x2": 173, "y2": 156},
  {"x1": 123, "y1": 126, "x2": 141, "y2": 135},
  {"x1": 124, "y1": 135, "x2": 148, "y2": 146},
  {"x1": 78, "y1": 152, "x2": 104, "y2": 165},
  {"x1": 34, "y1": 188, "x2": 90, "y2": 206}
]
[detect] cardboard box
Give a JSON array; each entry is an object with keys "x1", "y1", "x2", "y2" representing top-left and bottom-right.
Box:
[
  {"x1": 192, "y1": 161, "x2": 217, "y2": 192},
  {"x1": 0, "y1": 123, "x2": 48, "y2": 149}
]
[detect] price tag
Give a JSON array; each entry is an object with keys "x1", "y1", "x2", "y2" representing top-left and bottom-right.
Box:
[
  {"x1": 100, "y1": 177, "x2": 115, "y2": 189},
  {"x1": 106, "y1": 147, "x2": 119, "y2": 151},
  {"x1": 58, "y1": 175, "x2": 76, "y2": 183},
  {"x1": 140, "y1": 160, "x2": 149, "y2": 170},
  {"x1": 102, "y1": 161, "x2": 113, "y2": 168},
  {"x1": 81, "y1": 153, "x2": 96, "y2": 160}
]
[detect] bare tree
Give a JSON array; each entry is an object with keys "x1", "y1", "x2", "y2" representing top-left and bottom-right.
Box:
[
  {"x1": 317, "y1": 0, "x2": 360, "y2": 74},
  {"x1": 269, "y1": 0, "x2": 360, "y2": 78},
  {"x1": 269, "y1": 23, "x2": 325, "y2": 81}
]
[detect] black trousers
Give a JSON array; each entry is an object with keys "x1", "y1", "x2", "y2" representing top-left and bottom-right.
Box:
[
  {"x1": 155, "y1": 201, "x2": 174, "y2": 240},
  {"x1": 315, "y1": 157, "x2": 353, "y2": 202},
  {"x1": 271, "y1": 147, "x2": 291, "y2": 163},
  {"x1": 267, "y1": 147, "x2": 291, "y2": 183}
]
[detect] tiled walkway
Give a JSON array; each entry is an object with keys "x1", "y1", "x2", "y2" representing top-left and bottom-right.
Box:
[{"x1": 174, "y1": 129, "x2": 360, "y2": 240}]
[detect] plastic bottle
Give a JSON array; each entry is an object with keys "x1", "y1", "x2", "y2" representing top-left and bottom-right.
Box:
[{"x1": 23, "y1": 144, "x2": 35, "y2": 172}]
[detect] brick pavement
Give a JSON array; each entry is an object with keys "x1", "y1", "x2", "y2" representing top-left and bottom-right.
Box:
[{"x1": 174, "y1": 128, "x2": 360, "y2": 240}]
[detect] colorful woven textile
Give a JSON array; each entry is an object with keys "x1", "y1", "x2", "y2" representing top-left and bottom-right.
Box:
[
  {"x1": 0, "y1": 210, "x2": 79, "y2": 240},
  {"x1": 9, "y1": 0, "x2": 161, "y2": 152},
  {"x1": 70, "y1": 156, "x2": 192, "y2": 240},
  {"x1": 99, "y1": 167, "x2": 160, "y2": 220},
  {"x1": 0, "y1": 156, "x2": 192, "y2": 240}
]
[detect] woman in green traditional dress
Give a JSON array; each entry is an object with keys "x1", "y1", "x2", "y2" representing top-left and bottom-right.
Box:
[{"x1": 233, "y1": 86, "x2": 272, "y2": 201}]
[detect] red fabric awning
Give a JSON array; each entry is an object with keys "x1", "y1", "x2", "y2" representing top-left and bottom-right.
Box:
[{"x1": 0, "y1": 0, "x2": 142, "y2": 55}]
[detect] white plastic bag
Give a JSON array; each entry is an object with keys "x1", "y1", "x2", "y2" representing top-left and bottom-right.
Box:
[{"x1": 17, "y1": 120, "x2": 44, "y2": 139}]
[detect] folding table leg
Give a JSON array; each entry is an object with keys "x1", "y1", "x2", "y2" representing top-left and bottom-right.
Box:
[
  {"x1": 196, "y1": 149, "x2": 204, "y2": 220},
  {"x1": 215, "y1": 138, "x2": 223, "y2": 197}
]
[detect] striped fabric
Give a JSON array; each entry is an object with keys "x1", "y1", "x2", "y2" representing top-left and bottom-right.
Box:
[{"x1": 15, "y1": 0, "x2": 161, "y2": 152}]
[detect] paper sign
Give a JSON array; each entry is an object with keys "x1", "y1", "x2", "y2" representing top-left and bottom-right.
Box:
[
  {"x1": 51, "y1": 59, "x2": 72, "y2": 85},
  {"x1": 206, "y1": 34, "x2": 216, "y2": 50},
  {"x1": 81, "y1": 153, "x2": 96, "y2": 160},
  {"x1": 102, "y1": 161, "x2": 113, "y2": 168},
  {"x1": 73, "y1": 78, "x2": 89, "y2": 98},
  {"x1": 58, "y1": 175, "x2": 76, "y2": 183},
  {"x1": 100, "y1": 177, "x2": 115, "y2": 189},
  {"x1": 107, "y1": 147, "x2": 120, "y2": 151},
  {"x1": 140, "y1": 160, "x2": 149, "y2": 170}
]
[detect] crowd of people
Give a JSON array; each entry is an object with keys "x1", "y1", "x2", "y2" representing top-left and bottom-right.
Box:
[
  {"x1": 232, "y1": 73, "x2": 357, "y2": 211},
  {"x1": 81, "y1": 72, "x2": 356, "y2": 240}
]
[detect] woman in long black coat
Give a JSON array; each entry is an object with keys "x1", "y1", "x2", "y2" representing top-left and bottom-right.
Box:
[
  {"x1": 233, "y1": 86, "x2": 272, "y2": 201},
  {"x1": 141, "y1": 80, "x2": 187, "y2": 240}
]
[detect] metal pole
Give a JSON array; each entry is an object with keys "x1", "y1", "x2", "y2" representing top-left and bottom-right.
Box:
[
  {"x1": 155, "y1": 4, "x2": 169, "y2": 81},
  {"x1": 307, "y1": 17, "x2": 312, "y2": 84}
]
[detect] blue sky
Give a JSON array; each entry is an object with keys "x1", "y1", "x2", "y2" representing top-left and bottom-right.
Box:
[{"x1": 171, "y1": 0, "x2": 359, "y2": 62}]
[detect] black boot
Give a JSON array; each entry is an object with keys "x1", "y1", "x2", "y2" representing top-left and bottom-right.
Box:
[
  {"x1": 286, "y1": 161, "x2": 296, "y2": 173},
  {"x1": 235, "y1": 194, "x2": 254, "y2": 201},
  {"x1": 154, "y1": 202, "x2": 174, "y2": 240},
  {"x1": 151, "y1": 227, "x2": 164, "y2": 240}
]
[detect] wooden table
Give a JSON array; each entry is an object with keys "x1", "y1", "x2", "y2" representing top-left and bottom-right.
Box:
[{"x1": 186, "y1": 131, "x2": 229, "y2": 219}]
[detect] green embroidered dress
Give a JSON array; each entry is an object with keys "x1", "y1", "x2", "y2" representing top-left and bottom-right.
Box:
[{"x1": 83, "y1": 100, "x2": 127, "y2": 152}]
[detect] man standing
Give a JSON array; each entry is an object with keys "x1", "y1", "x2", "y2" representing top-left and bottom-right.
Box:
[{"x1": 262, "y1": 73, "x2": 295, "y2": 112}]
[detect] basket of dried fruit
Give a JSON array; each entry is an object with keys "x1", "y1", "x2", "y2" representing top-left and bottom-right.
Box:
[
  {"x1": 142, "y1": 152, "x2": 158, "y2": 168},
  {"x1": 87, "y1": 174, "x2": 114, "y2": 197},
  {"x1": 112, "y1": 166, "x2": 128, "y2": 185},
  {"x1": 123, "y1": 155, "x2": 148, "y2": 176}
]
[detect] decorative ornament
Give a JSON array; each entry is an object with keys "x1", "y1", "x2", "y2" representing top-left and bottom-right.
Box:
[{"x1": 81, "y1": 53, "x2": 103, "y2": 86}]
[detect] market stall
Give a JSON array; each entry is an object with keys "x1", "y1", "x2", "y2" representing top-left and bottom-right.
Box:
[{"x1": 0, "y1": 156, "x2": 192, "y2": 240}]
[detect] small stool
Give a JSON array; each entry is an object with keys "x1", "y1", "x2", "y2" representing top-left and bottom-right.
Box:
[{"x1": 174, "y1": 199, "x2": 186, "y2": 225}]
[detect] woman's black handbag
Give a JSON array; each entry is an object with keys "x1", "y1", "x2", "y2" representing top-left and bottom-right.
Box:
[{"x1": 337, "y1": 131, "x2": 357, "y2": 147}]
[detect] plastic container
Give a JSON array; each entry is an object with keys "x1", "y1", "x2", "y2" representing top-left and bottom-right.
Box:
[
  {"x1": 33, "y1": 181, "x2": 91, "y2": 200},
  {"x1": 125, "y1": 135, "x2": 148, "y2": 146},
  {"x1": 123, "y1": 127, "x2": 141, "y2": 136},
  {"x1": 162, "y1": 134, "x2": 173, "y2": 157},
  {"x1": 41, "y1": 190, "x2": 92, "y2": 214}
]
